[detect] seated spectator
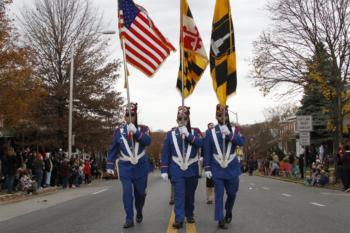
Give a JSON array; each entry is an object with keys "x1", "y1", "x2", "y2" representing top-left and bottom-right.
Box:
[
  {"x1": 317, "y1": 170, "x2": 329, "y2": 186},
  {"x1": 279, "y1": 157, "x2": 291, "y2": 177},
  {"x1": 18, "y1": 169, "x2": 37, "y2": 194},
  {"x1": 270, "y1": 161, "x2": 280, "y2": 176}
]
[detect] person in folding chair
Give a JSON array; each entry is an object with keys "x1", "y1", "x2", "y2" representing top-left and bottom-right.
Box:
[
  {"x1": 203, "y1": 104, "x2": 245, "y2": 229},
  {"x1": 106, "y1": 102, "x2": 151, "y2": 229},
  {"x1": 160, "y1": 106, "x2": 203, "y2": 229}
]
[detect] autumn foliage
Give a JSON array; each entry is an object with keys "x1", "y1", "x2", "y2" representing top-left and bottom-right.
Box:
[{"x1": 0, "y1": 0, "x2": 43, "y2": 127}]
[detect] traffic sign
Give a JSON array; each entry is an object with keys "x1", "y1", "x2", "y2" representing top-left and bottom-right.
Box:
[
  {"x1": 299, "y1": 132, "x2": 310, "y2": 146},
  {"x1": 296, "y1": 115, "x2": 312, "y2": 132}
]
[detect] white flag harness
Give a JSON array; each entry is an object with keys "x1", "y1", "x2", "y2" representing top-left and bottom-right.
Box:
[
  {"x1": 211, "y1": 127, "x2": 236, "y2": 168},
  {"x1": 171, "y1": 129, "x2": 198, "y2": 171},
  {"x1": 119, "y1": 127, "x2": 145, "y2": 165}
]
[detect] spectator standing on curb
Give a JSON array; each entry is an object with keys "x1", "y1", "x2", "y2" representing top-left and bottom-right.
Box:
[
  {"x1": 51, "y1": 152, "x2": 60, "y2": 186},
  {"x1": 4, "y1": 146, "x2": 17, "y2": 194},
  {"x1": 44, "y1": 153, "x2": 53, "y2": 187},
  {"x1": 83, "y1": 160, "x2": 91, "y2": 184},
  {"x1": 26, "y1": 150, "x2": 35, "y2": 176},
  {"x1": 319, "y1": 144, "x2": 325, "y2": 162},
  {"x1": 33, "y1": 152, "x2": 44, "y2": 190},
  {"x1": 0, "y1": 146, "x2": 5, "y2": 189},
  {"x1": 336, "y1": 143, "x2": 344, "y2": 184},
  {"x1": 341, "y1": 142, "x2": 350, "y2": 192},
  {"x1": 298, "y1": 146, "x2": 305, "y2": 179},
  {"x1": 60, "y1": 157, "x2": 70, "y2": 189},
  {"x1": 248, "y1": 157, "x2": 255, "y2": 176}
]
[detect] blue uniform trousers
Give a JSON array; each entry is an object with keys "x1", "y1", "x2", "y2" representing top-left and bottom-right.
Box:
[
  {"x1": 120, "y1": 175, "x2": 148, "y2": 224},
  {"x1": 171, "y1": 176, "x2": 198, "y2": 223},
  {"x1": 214, "y1": 176, "x2": 239, "y2": 221}
]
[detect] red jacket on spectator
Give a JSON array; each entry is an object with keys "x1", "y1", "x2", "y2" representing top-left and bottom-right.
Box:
[{"x1": 83, "y1": 161, "x2": 90, "y2": 176}]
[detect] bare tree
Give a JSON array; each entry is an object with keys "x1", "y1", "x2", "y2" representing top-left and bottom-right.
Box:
[
  {"x1": 20, "y1": 0, "x2": 124, "y2": 152},
  {"x1": 251, "y1": 0, "x2": 350, "y2": 150}
]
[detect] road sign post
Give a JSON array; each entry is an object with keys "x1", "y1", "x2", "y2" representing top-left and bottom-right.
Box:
[
  {"x1": 296, "y1": 115, "x2": 313, "y2": 132},
  {"x1": 297, "y1": 115, "x2": 312, "y2": 147}
]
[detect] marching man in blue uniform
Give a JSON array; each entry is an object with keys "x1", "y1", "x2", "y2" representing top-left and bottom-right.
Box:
[
  {"x1": 106, "y1": 103, "x2": 151, "y2": 229},
  {"x1": 204, "y1": 104, "x2": 245, "y2": 229},
  {"x1": 160, "y1": 106, "x2": 203, "y2": 229}
]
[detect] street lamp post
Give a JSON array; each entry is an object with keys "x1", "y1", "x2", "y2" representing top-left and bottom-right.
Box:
[
  {"x1": 68, "y1": 44, "x2": 74, "y2": 159},
  {"x1": 228, "y1": 110, "x2": 239, "y2": 124},
  {"x1": 68, "y1": 30, "x2": 116, "y2": 159}
]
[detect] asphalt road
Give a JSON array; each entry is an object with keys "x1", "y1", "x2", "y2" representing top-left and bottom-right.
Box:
[{"x1": 0, "y1": 173, "x2": 349, "y2": 233}]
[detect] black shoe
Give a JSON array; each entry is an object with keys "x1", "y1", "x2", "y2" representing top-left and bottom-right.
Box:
[
  {"x1": 123, "y1": 222, "x2": 134, "y2": 228},
  {"x1": 187, "y1": 217, "x2": 195, "y2": 223},
  {"x1": 225, "y1": 212, "x2": 232, "y2": 223},
  {"x1": 136, "y1": 214, "x2": 143, "y2": 223},
  {"x1": 172, "y1": 222, "x2": 183, "y2": 229},
  {"x1": 218, "y1": 220, "x2": 228, "y2": 229},
  {"x1": 206, "y1": 200, "x2": 213, "y2": 204},
  {"x1": 169, "y1": 200, "x2": 174, "y2": 205}
]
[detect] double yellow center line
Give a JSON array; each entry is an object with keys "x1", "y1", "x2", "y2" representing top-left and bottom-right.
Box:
[{"x1": 166, "y1": 208, "x2": 197, "y2": 233}]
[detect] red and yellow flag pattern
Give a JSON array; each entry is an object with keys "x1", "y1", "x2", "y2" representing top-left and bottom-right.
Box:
[{"x1": 176, "y1": 0, "x2": 208, "y2": 98}]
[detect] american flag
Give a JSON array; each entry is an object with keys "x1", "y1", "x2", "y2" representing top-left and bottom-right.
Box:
[{"x1": 118, "y1": 0, "x2": 176, "y2": 77}]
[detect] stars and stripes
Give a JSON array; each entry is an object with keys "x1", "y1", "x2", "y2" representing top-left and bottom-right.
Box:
[
  {"x1": 118, "y1": 0, "x2": 175, "y2": 77},
  {"x1": 210, "y1": 0, "x2": 237, "y2": 106}
]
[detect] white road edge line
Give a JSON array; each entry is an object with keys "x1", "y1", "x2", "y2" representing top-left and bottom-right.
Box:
[
  {"x1": 282, "y1": 193, "x2": 292, "y2": 197},
  {"x1": 92, "y1": 188, "x2": 108, "y2": 195},
  {"x1": 310, "y1": 202, "x2": 326, "y2": 207}
]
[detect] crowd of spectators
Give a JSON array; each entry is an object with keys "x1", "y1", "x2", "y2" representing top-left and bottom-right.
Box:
[
  {"x1": 0, "y1": 145, "x2": 106, "y2": 195},
  {"x1": 254, "y1": 145, "x2": 331, "y2": 188}
]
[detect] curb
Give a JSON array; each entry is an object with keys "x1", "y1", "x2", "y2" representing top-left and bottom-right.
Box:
[
  {"x1": 0, "y1": 187, "x2": 60, "y2": 204},
  {"x1": 255, "y1": 174, "x2": 343, "y2": 191}
]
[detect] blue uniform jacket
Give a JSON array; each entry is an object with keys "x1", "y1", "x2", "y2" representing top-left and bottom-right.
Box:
[
  {"x1": 160, "y1": 127, "x2": 203, "y2": 178},
  {"x1": 107, "y1": 124, "x2": 151, "y2": 179},
  {"x1": 204, "y1": 125, "x2": 245, "y2": 179}
]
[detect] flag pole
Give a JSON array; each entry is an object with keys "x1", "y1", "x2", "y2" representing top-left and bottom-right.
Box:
[
  {"x1": 223, "y1": 107, "x2": 226, "y2": 158},
  {"x1": 180, "y1": 0, "x2": 185, "y2": 161},
  {"x1": 122, "y1": 38, "x2": 135, "y2": 157}
]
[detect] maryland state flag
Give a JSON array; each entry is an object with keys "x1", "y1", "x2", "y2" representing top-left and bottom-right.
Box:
[
  {"x1": 210, "y1": 0, "x2": 237, "y2": 106},
  {"x1": 176, "y1": 0, "x2": 208, "y2": 98}
]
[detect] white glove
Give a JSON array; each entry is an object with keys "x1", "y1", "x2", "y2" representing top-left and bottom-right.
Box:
[
  {"x1": 107, "y1": 169, "x2": 114, "y2": 175},
  {"x1": 127, "y1": 123, "x2": 137, "y2": 134},
  {"x1": 205, "y1": 171, "x2": 213, "y2": 179},
  {"x1": 219, "y1": 125, "x2": 230, "y2": 136},
  {"x1": 161, "y1": 173, "x2": 169, "y2": 181},
  {"x1": 179, "y1": 126, "x2": 189, "y2": 137}
]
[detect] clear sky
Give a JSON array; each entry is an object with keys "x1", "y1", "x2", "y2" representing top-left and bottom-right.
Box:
[{"x1": 11, "y1": 0, "x2": 288, "y2": 131}]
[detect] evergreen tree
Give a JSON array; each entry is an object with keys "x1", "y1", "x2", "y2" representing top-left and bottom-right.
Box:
[{"x1": 298, "y1": 42, "x2": 334, "y2": 143}]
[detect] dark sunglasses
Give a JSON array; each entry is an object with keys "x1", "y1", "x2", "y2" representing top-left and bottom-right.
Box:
[{"x1": 125, "y1": 113, "x2": 135, "y2": 117}]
